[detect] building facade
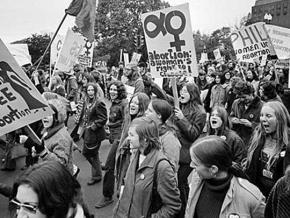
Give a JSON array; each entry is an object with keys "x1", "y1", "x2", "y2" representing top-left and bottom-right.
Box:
[{"x1": 250, "y1": 0, "x2": 290, "y2": 28}]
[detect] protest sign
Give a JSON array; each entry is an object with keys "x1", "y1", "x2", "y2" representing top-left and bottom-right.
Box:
[
  {"x1": 213, "y1": 48, "x2": 222, "y2": 61},
  {"x1": 123, "y1": 53, "x2": 129, "y2": 67},
  {"x1": 50, "y1": 34, "x2": 64, "y2": 67},
  {"x1": 275, "y1": 59, "x2": 290, "y2": 69},
  {"x1": 6, "y1": 44, "x2": 31, "y2": 66},
  {"x1": 266, "y1": 24, "x2": 290, "y2": 59},
  {"x1": 54, "y1": 28, "x2": 85, "y2": 72},
  {"x1": 141, "y1": 3, "x2": 198, "y2": 78},
  {"x1": 78, "y1": 39, "x2": 94, "y2": 68},
  {"x1": 199, "y1": 53, "x2": 208, "y2": 64},
  {"x1": 230, "y1": 22, "x2": 275, "y2": 62},
  {"x1": 127, "y1": 52, "x2": 141, "y2": 68},
  {"x1": 260, "y1": 55, "x2": 267, "y2": 66},
  {"x1": 95, "y1": 61, "x2": 107, "y2": 71},
  {"x1": 0, "y1": 39, "x2": 53, "y2": 136}
]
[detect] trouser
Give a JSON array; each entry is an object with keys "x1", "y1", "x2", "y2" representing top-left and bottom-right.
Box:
[
  {"x1": 102, "y1": 138, "x2": 119, "y2": 198},
  {"x1": 176, "y1": 164, "x2": 193, "y2": 218},
  {"x1": 82, "y1": 141, "x2": 102, "y2": 180}
]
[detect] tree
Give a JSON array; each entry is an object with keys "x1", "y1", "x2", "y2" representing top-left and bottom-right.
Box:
[
  {"x1": 12, "y1": 33, "x2": 51, "y2": 68},
  {"x1": 94, "y1": 0, "x2": 170, "y2": 67}
]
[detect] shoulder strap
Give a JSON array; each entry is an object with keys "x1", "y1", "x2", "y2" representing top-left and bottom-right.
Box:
[{"x1": 152, "y1": 158, "x2": 171, "y2": 192}]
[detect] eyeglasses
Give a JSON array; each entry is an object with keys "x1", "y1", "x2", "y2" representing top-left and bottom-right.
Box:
[{"x1": 10, "y1": 199, "x2": 39, "y2": 214}]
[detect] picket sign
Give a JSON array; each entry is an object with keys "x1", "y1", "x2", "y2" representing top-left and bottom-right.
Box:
[
  {"x1": 127, "y1": 52, "x2": 141, "y2": 68},
  {"x1": 200, "y1": 53, "x2": 208, "y2": 64},
  {"x1": 77, "y1": 39, "x2": 94, "y2": 68},
  {"x1": 230, "y1": 22, "x2": 276, "y2": 62},
  {"x1": 54, "y1": 28, "x2": 85, "y2": 72},
  {"x1": 6, "y1": 44, "x2": 31, "y2": 66},
  {"x1": 0, "y1": 39, "x2": 53, "y2": 136},
  {"x1": 213, "y1": 48, "x2": 222, "y2": 61},
  {"x1": 141, "y1": 3, "x2": 198, "y2": 78},
  {"x1": 50, "y1": 34, "x2": 65, "y2": 67},
  {"x1": 266, "y1": 24, "x2": 290, "y2": 60},
  {"x1": 123, "y1": 53, "x2": 129, "y2": 67}
]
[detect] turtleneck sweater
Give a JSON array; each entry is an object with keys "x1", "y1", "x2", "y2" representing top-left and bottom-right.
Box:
[{"x1": 194, "y1": 174, "x2": 233, "y2": 218}]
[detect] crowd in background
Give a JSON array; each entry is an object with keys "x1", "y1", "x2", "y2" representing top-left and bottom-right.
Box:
[{"x1": 1, "y1": 57, "x2": 290, "y2": 217}]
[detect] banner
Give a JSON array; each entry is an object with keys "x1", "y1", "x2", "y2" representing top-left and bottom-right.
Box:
[
  {"x1": 54, "y1": 28, "x2": 85, "y2": 72},
  {"x1": 213, "y1": 48, "x2": 222, "y2": 61},
  {"x1": 230, "y1": 22, "x2": 275, "y2": 62},
  {"x1": 0, "y1": 39, "x2": 53, "y2": 136},
  {"x1": 266, "y1": 24, "x2": 290, "y2": 59},
  {"x1": 77, "y1": 39, "x2": 94, "y2": 68},
  {"x1": 6, "y1": 44, "x2": 31, "y2": 66},
  {"x1": 141, "y1": 3, "x2": 198, "y2": 78},
  {"x1": 50, "y1": 34, "x2": 64, "y2": 67}
]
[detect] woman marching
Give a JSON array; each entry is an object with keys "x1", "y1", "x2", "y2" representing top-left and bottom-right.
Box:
[
  {"x1": 95, "y1": 80, "x2": 128, "y2": 208},
  {"x1": 82, "y1": 82, "x2": 107, "y2": 185},
  {"x1": 113, "y1": 117, "x2": 181, "y2": 218},
  {"x1": 186, "y1": 136, "x2": 265, "y2": 218},
  {"x1": 244, "y1": 101, "x2": 290, "y2": 197}
]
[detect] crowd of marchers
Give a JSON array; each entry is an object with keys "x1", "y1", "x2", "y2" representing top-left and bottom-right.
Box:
[{"x1": 0, "y1": 59, "x2": 290, "y2": 218}]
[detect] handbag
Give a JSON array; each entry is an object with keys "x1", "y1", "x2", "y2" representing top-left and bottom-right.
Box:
[{"x1": 11, "y1": 143, "x2": 27, "y2": 160}]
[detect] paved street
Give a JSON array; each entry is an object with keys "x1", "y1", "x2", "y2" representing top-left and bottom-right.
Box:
[{"x1": 0, "y1": 116, "x2": 117, "y2": 218}]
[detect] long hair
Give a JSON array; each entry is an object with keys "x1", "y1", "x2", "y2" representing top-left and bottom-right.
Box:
[
  {"x1": 247, "y1": 101, "x2": 290, "y2": 164},
  {"x1": 151, "y1": 99, "x2": 173, "y2": 124},
  {"x1": 107, "y1": 80, "x2": 127, "y2": 101},
  {"x1": 130, "y1": 117, "x2": 161, "y2": 155},
  {"x1": 208, "y1": 106, "x2": 231, "y2": 136},
  {"x1": 129, "y1": 92, "x2": 150, "y2": 118},
  {"x1": 183, "y1": 82, "x2": 202, "y2": 106},
  {"x1": 50, "y1": 75, "x2": 63, "y2": 90},
  {"x1": 11, "y1": 161, "x2": 82, "y2": 218}
]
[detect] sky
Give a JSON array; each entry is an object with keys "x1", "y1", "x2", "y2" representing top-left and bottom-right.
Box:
[{"x1": 0, "y1": 0, "x2": 256, "y2": 43}]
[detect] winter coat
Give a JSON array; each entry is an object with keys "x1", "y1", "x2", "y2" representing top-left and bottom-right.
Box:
[
  {"x1": 265, "y1": 176, "x2": 290, "y2": 218},
  {"x1": 210, "y1": 84, "x2": 227, "y2": 109},
  {"x1": 167, "y1": 103, "x2": 206, "y2": 165},
  {"x1": 223, "y1": 129, "x2": 247, "y2": 164},
  {"x1": 113, "y1": 149, "x2": 181, "y2": 218},
  {"x1": 82, "y1": 99, "x2": 107, "y2": 144},
  {"x1": 126, "y1": 76, "x2": 145, "y2": 94},
  {"x1": 244, "y1": 133, "x2": 290, "y2": 197},
  {"x1": 41, "y1": 124, "x2": 74, "y2": 174},
  {"x1": 65, "y1": 76, "x2": 78, "y2": 102},
  {"x1": 230, "y1": 96, "x2": 263, "y2": 146},
  {"x1": 159, "y1": 124, "x2": 181, "y2": 172},
  {"x1": 108, "y1": 98, "x2": 128, "y2": 130},
  {"x1": 185, "y1": 172, "x2": 265, "y2": 218}
]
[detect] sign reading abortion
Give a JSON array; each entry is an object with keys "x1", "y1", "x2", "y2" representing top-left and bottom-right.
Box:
[
  {"x1": 0, "y1": 39, "x2": 53, "y2": 136},
  {"x1": 266, "y1": 24, "x2": 290, "y2": 59},
  {"x1": 230, "y1": 22, "x2": 275, "y2": 62},
  {"x1": 141, "y1": 3, "x2": 198, "y2": 78}
]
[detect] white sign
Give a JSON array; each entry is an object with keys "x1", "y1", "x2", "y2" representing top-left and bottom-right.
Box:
[
  {"x1": 142, "y1": 3, "x2": 198, "y2": 78},
  {"x1": 6, "y1": 44, "x2": 31, "y2": 66},
  {"x1": 125, "y1": 84, "x2": 135, "y2": 101},
  {"x1": 78, "y1": 40, "x2": 94, "y2": 68},
  {"x1": 213, "y1": 48, "x2": 222, "y2": 61},
  {"x1": 123, "y1": 53, "x2": 129, "y2": 67},
  {"x1": 50, "y1": 34, "x2": 64, "y2": 67},
  {"x1": 0, "y1": 39, "x2": 53, "y2": 136},
  {"x1": 266, "y1": 24, "x2": 290, "y2": 59},
  {"x1": 54, "y1": 28, "x2": 85, "y2": 72},
  {"x1": 230, "y1": 22, "x2": 275, "y2": 62},
  {"x1": 200, "y1": 53, "x2": 208, "y2": 64},
  {"x1": 127, "y1": 52, "x2": 141, "y2": 67}
]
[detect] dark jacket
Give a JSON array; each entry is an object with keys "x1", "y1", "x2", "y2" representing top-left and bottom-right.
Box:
[
  {"x1": 114, "y1": 149, "x2": 181, "y2": 218},
  {"x1": 65, "y1": 76, "x2": 78, "y2": 102},
  {"x1": 265, "y1": 176, "x2": 290, "y2": 218},
  {"x1": 230, "y1": 96, "x2": 263, "y2": 146},
  {"x1": 83, "y1": 99, "x2": 107, "y2": 144},
  {"x1": 245, "y1": 134, "x2": 290, "y2": 197},
  {"x1": 108, "y1": 99, "x2": 128, "y2": 130},
  {"x1": 223, "y1": 129, "x2": 247, "y2": 164},
  {"x1": 168, "y1": 103, "x2": 206, "y2": 165}
]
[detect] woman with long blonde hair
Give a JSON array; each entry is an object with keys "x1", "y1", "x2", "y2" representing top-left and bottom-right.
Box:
[{"x1": 245, "y1": 101, "x2": 290, "y2": 197}]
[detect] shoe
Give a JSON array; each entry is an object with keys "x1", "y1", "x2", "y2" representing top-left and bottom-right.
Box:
[
  {"x1": 95, "y1": 197, "x2": 114, "y2": 208},
  {"x1": 87, "y1": 178, "x2": 101, "y2": 185}
]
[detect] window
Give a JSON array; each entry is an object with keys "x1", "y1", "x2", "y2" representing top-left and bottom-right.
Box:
[
  {"x1": 276, "y1": 4, "x2": 281, "y2": 16},
  {"x1": 283, "y1": 2, "x2": 288, "y2": 15}
]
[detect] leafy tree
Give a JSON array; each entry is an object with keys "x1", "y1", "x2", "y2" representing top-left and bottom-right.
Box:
[
  {"x1": 12, "y1": 33, "x2": 51, "y2": 67},
  {"x1": 94, "y1": 0, "x2": 170, "y2": 67}
]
